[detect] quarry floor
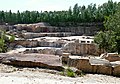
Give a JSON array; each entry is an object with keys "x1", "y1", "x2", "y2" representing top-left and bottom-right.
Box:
[{"x1": 0, "y1": 64, "x2": 120, "y2": 84}]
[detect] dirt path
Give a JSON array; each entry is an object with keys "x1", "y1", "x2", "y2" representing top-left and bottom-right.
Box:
[{"x1": 0, "y1": 64, "x2": 120, "y2": 84}]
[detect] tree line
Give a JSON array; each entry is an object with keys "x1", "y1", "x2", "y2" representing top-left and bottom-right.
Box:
[{"x1": 0, "y1": 0, "x2": 119, "y2": 26}]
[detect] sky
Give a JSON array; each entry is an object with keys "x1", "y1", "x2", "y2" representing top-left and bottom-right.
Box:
[{"x1": 0, "y1": 0, "x2": 120, "y2": 12}]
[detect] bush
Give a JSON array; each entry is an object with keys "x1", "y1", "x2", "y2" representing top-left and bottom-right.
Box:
[
  {"x1": 60, "y1": 67, "x2": 85, "y2": 77},
  {"x1": 0, "y1": 30, "x2": 15, "y2": 52},
  {"x1": 66, "y1": 68, "x2": 76, "y2": 77}
]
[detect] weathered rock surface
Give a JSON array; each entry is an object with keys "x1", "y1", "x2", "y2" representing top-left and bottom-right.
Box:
[
  {"x1": 22, "y1": 32, "x2": 75, "y2": 39},
  {"x1": 111, "y1": 61, "x2": 120, "y2": 76},
  {"x1": 14, "y1": 22, "x2": 101, "y2": 35},
  {"x1": 68, "y1": 56, "x2": 120, "y2": 76},
  {"x1": 62, "y1": 53, "x2": 70, "y2": 64},
  {"x1": 0, "y1": 53, "x2": 64, "y2": 71},
  {"x1": 105, "y1": 53, "x2": 120, "y2": 62},
  {"x1": 63, "y1": 40, "x2": 99, "y2": 55}
]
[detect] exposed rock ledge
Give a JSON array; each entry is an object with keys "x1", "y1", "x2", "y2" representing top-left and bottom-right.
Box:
[{"x1": 0, "y1": 53, "x2": 64, "y2": 71}]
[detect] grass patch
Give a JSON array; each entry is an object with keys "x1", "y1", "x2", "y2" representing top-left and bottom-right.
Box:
[
  {"x1": 60, "y1": 67, "x2": 85, "y2": 77},
  {"x1": 66, "y1": 68, "x2": 76, "y2": 77}
]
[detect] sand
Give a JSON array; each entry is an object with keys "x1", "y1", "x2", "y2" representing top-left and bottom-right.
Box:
[{"x1": 0, "y1": 64, "x2": 120, "y2": 84}]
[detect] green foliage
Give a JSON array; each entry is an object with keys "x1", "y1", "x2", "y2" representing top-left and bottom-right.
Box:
[
  {"x1": 104, "y1": 9, "x2": 120, "y2": 53},
  {"x1": 9, "y1": 35, "x2": 15, "y2": 42},
  {"x1": 66, "y1": 68, "x2": 76, "y2": 77},
  {"x1": 0, "y1": 30, "x2": 15, "y2": 53},
  {"x1": 60, "y1": 68, "x2": 85, "y2": 77},
  {"x1": 94, "y1": 6, "x2": 120, "y2": 53},
  {"x1": 0, "y1": 0, "x2": 119, "y2": 25},
  {"x1": 94, "y1": 31, "x2": 116, "y2": 52},
  {"x1": 61, "y1": 68, "x2": 76, "y2": 77}
]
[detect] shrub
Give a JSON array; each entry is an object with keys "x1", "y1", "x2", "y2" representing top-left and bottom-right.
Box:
[
  {"x1": 66, "y1": 68, "x2": 76, "y2": 77},
  {"x1": 60, "y1": 67, "x2": 85, "y2": 77}
]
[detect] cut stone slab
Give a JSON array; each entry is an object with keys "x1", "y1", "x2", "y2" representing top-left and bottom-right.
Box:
[
  {"x1": 68, "y1": 56, "x2": 113, "y2": 75},
  {"x1": 105, "y1": 53, "x2": 120, "y2": 62},
  {"x1": 89, "y1": 58, "x2": 110, "y2": 66},
  {"x1": 0, "y1": 53, "x2": 64, "y2": 71},
  {"x1": 111, "y1": 61, "x2": 120, "y2": 76}
]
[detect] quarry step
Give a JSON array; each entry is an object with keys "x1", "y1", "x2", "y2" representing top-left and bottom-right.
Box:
[{"x1": 0, "y1": 53, "x2": 64, "y2": 71}]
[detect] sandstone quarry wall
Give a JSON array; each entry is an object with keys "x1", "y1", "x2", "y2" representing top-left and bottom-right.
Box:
[
  {"x1": 68, "y1": 57, "x2": 120, "y2": 76},
  {"x1": 62, "y1": 41, "x2": 99, "y2": 56}
]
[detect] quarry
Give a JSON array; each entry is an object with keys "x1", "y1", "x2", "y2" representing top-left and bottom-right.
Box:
[
  {"x1": 0, "y1": 22, "x2": 119, "y2": 78},
  {"x1": 0, "y1": 21, "x2": 119, "y2": 84}
]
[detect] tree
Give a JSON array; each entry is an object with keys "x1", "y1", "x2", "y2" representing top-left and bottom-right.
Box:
[
  {"x1": 0, "y1": 30, "x2": 15, "y2": 53},
  {"x1": 16, "y1": 10, "x2": 22, "y2": 23},
  {"x1": 104, "y1": 9, "x2": 120, "y2": 53},
  {"x1": 0, "y1": 0, "x2": 119, "y2": 25},
  {"x1": 94, "y1": 8, "x2": 120, "y2": 53},
  {"x1": 94, "y1": 31, "x2": 116, "y2": 53}
]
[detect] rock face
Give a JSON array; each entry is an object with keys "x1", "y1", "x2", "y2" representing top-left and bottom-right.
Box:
[
  {"x1": 22, "y1": 32, "x2": 75, "y2": 39},
  {"x1": 105, "y1": 53, "x2": 120, "y2": 62},
  {"x1": 14, "y1": 22, "x2": 101, "y2": 35},
  {"x1": 24, "y1": 48, "x2": 56, "y2": 55},
  {"x1": 11, "y1": 39, "x2": 65, "y2": 48},
  {"x1": 62, "y1": 53, "x2": 70, "y2": 64},
  {"x1": 63, "y1": 40, "x2": 99, "y2": 56},
  {"x1": 14, "y1": 22, "x2": 50, "y2": 33},
  {"x1": 110, "y1": 61, "x2": 120, "y2": 76},
  {"x1": 14, "y1": 40, "x2": 39, "y2": 48},
  {"x1": 67, "y1": 56, "x2": 120, "y2": 76},
  {"x1": 113, "y1": 65, "x2": 120, "y2": 76},
  {"x1": 0, "y1": 53, "x2": 64, "y2": 71}
]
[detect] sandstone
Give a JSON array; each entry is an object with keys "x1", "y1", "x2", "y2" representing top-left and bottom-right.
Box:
[
  {"x1": 13, "y1": 40, "x2": 39, "y2": 48},
  {"x1": 113, "y1": 65, "x2": 120, "y2": 76},
  {"x1": 68, "y1": 57, "x2": 93, "y2": 73},
  {"x1": 76, "y1": 59, "x2": 93, "y2": 73},
  {"x1": 68, "y1": 58, "x2": 79, "y2": 68},
  {"x1": 62, "y1": 41, "x2": 99, "y2": 56},
  {"x1": 62, "y1": 53, "x2": 70, "y2": 57},
  {"x1": 62, "y1": 53, "x2": 70, "y2": 64},
  {"x1": 68, "y1": 57, "x2": 113, "y2": 75},
  {"x1": 0, "y1": 53, "x2": 64, "y2": 71},
  {"x1": 89, "y1": 58, "x2": 110, "y2": 66},
  {"x1": 111, "y1": 61, "x2": 120, "y2": 76},
  {"x1": 95, "y1": 65, "x2": 112, "y2": 75},
  {"x1": 105, "y1": 53, "x2": 120, "y2": 62}
]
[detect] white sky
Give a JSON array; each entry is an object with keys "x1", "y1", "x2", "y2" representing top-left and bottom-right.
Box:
[{"x1": 0, "y1": 0, "x2": 120, "y2": 12}]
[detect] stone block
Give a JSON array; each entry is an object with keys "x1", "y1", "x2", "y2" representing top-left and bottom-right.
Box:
[
  {"x1": 113, "y1": 65, "x2": 120, "y2": 76},
  {"x1": 105, "y1": 53, "x2": 120, "y2": 62},
  {"x1": 76, "y1": 59, "x2": 93, "y2": 73},
  {"x1": 62, "y1": 53, "x2": 70, "y2": 64}
]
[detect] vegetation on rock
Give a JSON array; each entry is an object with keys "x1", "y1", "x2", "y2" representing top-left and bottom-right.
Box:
[
  {"x1": 0, "y1": 30, "x2": 15, "y2": 52},
  {"x1": 61, "y1": 67, "x2": 85, "y2": 77}
]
